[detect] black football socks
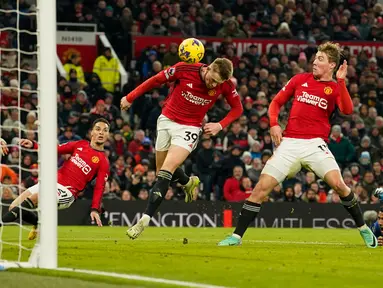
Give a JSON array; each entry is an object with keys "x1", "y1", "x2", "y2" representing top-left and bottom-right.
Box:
[
  {"x1": 171, "y1": 167, "x2": 190, "y2": 186},
  {"x1": 144, "y1": 170, "x2": 173, "y2": 217},
  {"x1": 340, "y1": 192, "x2": 365, "y2": 228},
  {"x1": 233, "y1": 201, "x2": 261, "y2": 238}
]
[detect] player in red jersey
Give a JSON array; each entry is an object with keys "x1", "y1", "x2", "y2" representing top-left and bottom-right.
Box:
[
  {"x1": 218, "y1": 42, "x2": 378, "y2": 248},
  {"x1": 1, "y1": 118, "x2": 110, "y2": 240},
  {"x1": 120, "y1": 58, "x2": 243, "y2": 239}
]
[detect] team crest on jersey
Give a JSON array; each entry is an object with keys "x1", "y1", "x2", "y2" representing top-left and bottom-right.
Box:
[
  {"x1": 92, "y1": 156, "x2": 100, "y2": 163},
  {"x1": 208, "y1": 89, "x2": 216, "y2": 96},
  {"x1": 324, "y1": 86, "x2": 332, "y2": 95}
]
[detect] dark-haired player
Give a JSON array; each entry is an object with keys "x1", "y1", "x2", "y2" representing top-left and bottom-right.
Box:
[
  {"x1": 1, "y1": 118, "x2": 110, "y2": 240},
  {"x1": 121, "y1": 58, "x2": 243, "y2": 239},
  {"x1": 219, "y1": 42, "x2": 377, "y2": 248}
]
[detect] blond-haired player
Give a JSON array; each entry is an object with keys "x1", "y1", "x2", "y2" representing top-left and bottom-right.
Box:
[
  {"x1": 121, "y1": 58, "x2": 243, "y2": 239},
  {"x1": 218, "y1": 42, "x2": 377, "y2": 248}
]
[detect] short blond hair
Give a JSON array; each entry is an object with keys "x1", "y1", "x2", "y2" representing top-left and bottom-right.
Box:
[
  {"x1": 318, "y1": 42, "x2": 343, "y2": 69},
  {"x1": 211, "y1": 58, "x2": 233, "y2": 81}
]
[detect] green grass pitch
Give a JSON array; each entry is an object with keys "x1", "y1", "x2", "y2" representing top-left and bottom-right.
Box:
[{"x1": 0, "y1": 227, "x2": 382, "y2": 288}]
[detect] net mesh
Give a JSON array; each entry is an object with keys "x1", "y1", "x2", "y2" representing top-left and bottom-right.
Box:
[{"x1": 0, "y1": 0, "x2": 40, "y2": 268}]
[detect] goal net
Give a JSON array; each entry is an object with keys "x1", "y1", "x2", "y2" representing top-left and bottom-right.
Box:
[{"x1": 0, "y1": 0, "x2": 57, "y2": 270}]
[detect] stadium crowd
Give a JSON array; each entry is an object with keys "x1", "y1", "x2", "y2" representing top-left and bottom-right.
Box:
[{"x1": 0, "y1": 0, "x2": 383, "y2": 205}]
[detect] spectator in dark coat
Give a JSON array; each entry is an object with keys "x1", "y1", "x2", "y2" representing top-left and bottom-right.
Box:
[
  {"x1": 196, "y1": 138, "x2": 216, "y2": 200},
  {"x1": 328, "y1": 125, "x2": 356, "y2": 169}
]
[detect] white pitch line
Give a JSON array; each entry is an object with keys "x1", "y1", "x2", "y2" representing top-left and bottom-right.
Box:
[
  {"x1": 57, "y1": 268, "x2": 230, "y2": 288},
  {"x1": 251, "y1": 240, "x2": 346, "y2": 246}
]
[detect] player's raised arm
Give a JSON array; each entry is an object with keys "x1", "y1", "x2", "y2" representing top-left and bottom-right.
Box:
[
  {"x1": 268, "y1": 75, "x2": 298, "y2": 146},
  {"x1": 120, "y1": 64, "x2": 180, "y2": 110},
  {"x1": 335, "y1": 60, "x2": 353, "y2": 115},
  {"x1": 90, "y1": 157, "x2": 110, "y2": 226},
  {"x1": 20, "y1": 139, "x2": 79, "y2": 155},
  {"x1": 57, "y1": 141, "x2": 81, "y2": 155}
]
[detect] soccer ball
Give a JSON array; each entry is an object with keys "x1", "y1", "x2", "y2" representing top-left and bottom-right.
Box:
[{"x1": 178, "y1": 38, "x2": 205, "y2": 64}]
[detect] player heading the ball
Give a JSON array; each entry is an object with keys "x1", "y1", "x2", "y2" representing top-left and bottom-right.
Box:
[
  {"x1": 121, "y1": 58, "x2": 243, "y2": 239},
  {"x1": 1, "y1": 118, "x2": 110, "y2": 240},
  {"x1": 218, "y1": 42, "x2": 378, "y2": 248}
]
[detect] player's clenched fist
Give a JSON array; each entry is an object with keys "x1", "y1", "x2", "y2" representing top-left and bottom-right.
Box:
[
  {"x1": 270, "y1": 125, "x2": 283, "y2": 147},
  {"x1": 378, "y1": 236, "x2": 383, "y2": 246},
  {"x1": 120, "y1": 97, "x2": 131, "y2": 111}
]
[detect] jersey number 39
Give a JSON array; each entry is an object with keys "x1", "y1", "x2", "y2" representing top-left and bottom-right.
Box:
[{"x1": 184, "y1": 131, "x2": 198, "y2": 143}]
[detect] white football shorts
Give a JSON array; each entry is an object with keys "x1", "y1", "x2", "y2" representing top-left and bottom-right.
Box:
[
  {"x1": 28, "y1": 182, "x2": 75, "y2": 210},
  {"x1": 155, "y1": 114, "x2": 202, "y2": 153},
  {"x1": 261, "y1": 137, "x2": 340, "y2": 183}
]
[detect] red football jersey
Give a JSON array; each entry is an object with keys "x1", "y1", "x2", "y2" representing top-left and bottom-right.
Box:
[
  {"x1": 126, "y1": 62, "x2": 243, "y2": 129},
  {"x1": 34, "y1": 140, "x2": 109, "y2": 212},
  {"x1": 161, "y1": 63, "x2": 240, "y2": 127},
  {"x1": 272, "y1": 73, "x2": 342, "y2": 140},
  {"x1": 57, "y1": 140, "x2": 109, "y2": 211}
]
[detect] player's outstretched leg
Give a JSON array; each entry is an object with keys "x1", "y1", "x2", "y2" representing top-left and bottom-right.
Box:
[
  {"x1": 325, "y1": 170, "x2": 377, "y2": 248},
  {"x1": 1, "y1": 197, "x2": 38, "y2": 238},
  {"x1": 218, "y1": 174, "x2": 279, "y2": 246},
  {"x1": 172, "y1": 167, "x2": 200, "y2": 203},
  {"x1": 127, "y1": 169, "x2": 173, "y2": 239},
  {"x1": 127, "y1": 145, "x2": 190, "y2": 240},
  {"x1": 9, "y1": 190, "x2": 32, "y2": 210}
]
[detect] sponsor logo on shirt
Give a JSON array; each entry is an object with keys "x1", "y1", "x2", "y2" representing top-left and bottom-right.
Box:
[
  {"x1": 324, "y1": 86, "x2": 333, "y2": 95},
  {"x1": 181, "y1": 91, "x2": 212, "y2": 106},
  {"x1": 297, "y1": 91, "x2": 328, "y2": 109},
  {"x1": 70, "y1": 153, "x2": 92, "y2": 175}
]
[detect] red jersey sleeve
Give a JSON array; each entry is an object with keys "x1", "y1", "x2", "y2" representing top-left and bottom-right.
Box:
[
  {"x1": 57, "y1": 141, "x2": 80, "y2": 155},
  {"x1": 219, "y1": 81, "x2": 243, "y2": 129},
  {"x1": 32, "y1": 140, "x2": 79, "y2": 155},
  {"x1": 91, "y1": 156, "x2": 110, "y2": 212},
  {"x1": 125, "y1": 63, "x2": 183, "y2": 103},
  {"x1": 335, "y1": 79, "x2": 353, "y2": 115},
  {"x1": 269, "y1": 75, "x2": 299, "y2": 127}
]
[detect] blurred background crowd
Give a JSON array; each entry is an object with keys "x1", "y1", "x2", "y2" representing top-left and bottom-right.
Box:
[{"x1": 0, "y1": 0, "x2": 383, "y2": 205}]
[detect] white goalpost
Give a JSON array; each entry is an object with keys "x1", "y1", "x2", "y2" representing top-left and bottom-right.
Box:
[
  {"x1": 0, "y1": 0, "x2": 57, "y2": 270},
  {"x1": 37, "y1": 0, "x2": 57, "y2": 269}
]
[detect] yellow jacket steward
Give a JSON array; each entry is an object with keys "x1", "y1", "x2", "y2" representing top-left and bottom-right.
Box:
[
  {"x1": 63, "y1": 63, "x2": 86, "y2": 85},
  {"x1": 92, "y1": 55, "x2": 120, "y2": 92}
]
